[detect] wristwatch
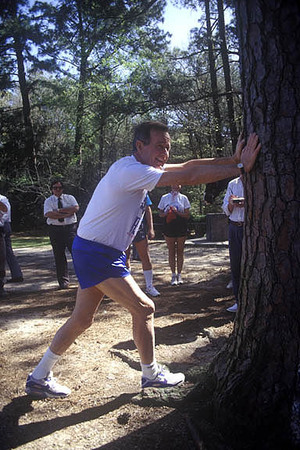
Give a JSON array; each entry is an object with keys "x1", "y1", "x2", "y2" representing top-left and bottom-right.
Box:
[{"x1": 237, "y1": 162, "x2": 245, "y2": 174}]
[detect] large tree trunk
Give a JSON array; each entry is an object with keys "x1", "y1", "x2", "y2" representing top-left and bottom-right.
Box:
[{"x1": 190, "y1": 1, "x2": 300, "y2": 448}]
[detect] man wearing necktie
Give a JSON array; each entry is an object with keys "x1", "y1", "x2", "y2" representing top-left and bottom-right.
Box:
[{"x1": 44, "y1": 180, "x2": 79, "y2": 289}]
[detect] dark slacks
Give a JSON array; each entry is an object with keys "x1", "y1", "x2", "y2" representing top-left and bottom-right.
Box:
[
  {"x1": 228, "y1": 222, "x2": 243, "y2": 302},
  {"x1": 4, "y1": 222, "x2": 23, "y2": 279},
  {"x1": 48, "y1": 224, "x2": 77, "y2": 287}
]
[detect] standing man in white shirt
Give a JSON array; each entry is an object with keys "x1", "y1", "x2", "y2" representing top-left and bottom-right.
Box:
[
  {"x1": 3, "y1": 197, "x2": 24, "y2": 283},
  {"x1": 44, "y1": 180, "x2": 79, "y2": 289},
  {"x1": 0, "y1": 195, "x2": 9, "y2": 297},
  {"x1": 222, "y1": 176, "x2": 245, "y2": 313}
]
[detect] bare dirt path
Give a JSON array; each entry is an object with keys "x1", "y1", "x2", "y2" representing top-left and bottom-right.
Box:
[{"x1": 0, "y1": 239, "x2": 235, "y2": 449}]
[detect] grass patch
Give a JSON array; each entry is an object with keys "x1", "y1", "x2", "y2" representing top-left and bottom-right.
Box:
[{"x1": 11, "y1": 234, "x2": 50, "y2": 249}]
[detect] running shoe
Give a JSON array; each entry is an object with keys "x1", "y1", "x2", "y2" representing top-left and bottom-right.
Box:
[
  {"x1": 146, "y1": 286, "x2": 160, "y2": 297},
  {"x1": 171, "y1": 275, "x2": 177, "y2": 286},
  {"x1": 177, "y1": 274, "x2": 183, "y2": 284},
  {"x1": 25, "y1": 372, "x2": 71, "y2": 398},
  {"x1": 226, "y1": 303, "x2": 238, "y2": 313},
  {"x1": 141, "y1": 365, "x2": 185, "y2": 388}
]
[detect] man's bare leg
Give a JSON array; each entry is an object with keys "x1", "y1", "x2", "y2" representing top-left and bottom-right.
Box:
[
  {"x1": 97, "y1": 274, "x2": 155, "y2": 364},
  {"x1": 97, "y1": 274, "x2": 184, "y2": 388},
  {"x1": 50, "y1": 285, "x2": 104, "y2": 355},
  {"x1": 26, "y1": 286, "x2": 104, "y2": 397}
]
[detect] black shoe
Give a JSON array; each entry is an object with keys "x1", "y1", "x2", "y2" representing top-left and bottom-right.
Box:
[
  {"x1": 59, "y1": 283, "x2": 69, "y2": 290},
  {"x1": 6, "y1": 277, "x2": 24, "y2": 283}
]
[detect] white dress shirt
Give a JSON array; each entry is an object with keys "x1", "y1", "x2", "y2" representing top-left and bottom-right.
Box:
[{"x1": 222, "y1": 177, "x2": 244, "y2": 223}]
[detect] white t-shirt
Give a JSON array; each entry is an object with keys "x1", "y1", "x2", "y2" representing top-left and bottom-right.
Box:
[
  {"x1": 78, "y1": 155, "x2": 163, "y2": 251},
  {"x1": 44, "y1": 193, "x2": 79, "y2": 225},
  {"x1": 0, "y1": 195, "x2": 10, "y2": 227},
  {"x1": 158, "y1": 191, "x2": 191, "y2": 213}
]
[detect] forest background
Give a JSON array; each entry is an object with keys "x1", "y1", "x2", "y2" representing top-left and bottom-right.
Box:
[
  {"x1": 0, "y1": 0, "x2": 241, "y2": 232},
  {"x1": 1, "y1": 1, "x2": 300, "y2": 448}
]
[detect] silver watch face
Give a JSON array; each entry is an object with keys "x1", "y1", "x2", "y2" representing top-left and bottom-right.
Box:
[{"x1": 237, "y1": 163, "x2": 243, "y2": 168}]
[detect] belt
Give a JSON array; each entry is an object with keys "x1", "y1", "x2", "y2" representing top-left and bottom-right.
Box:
[
  {"x1": 49, "y1": 223, "x2": 77, "y2": 228},
  {"x1": 229, "y1": 220, "x2": 244, "y2": 227}
]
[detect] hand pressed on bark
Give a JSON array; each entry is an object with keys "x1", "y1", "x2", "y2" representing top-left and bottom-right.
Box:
[{"x1": 241, "y1": 133, "x2": 261, "y2": 172}]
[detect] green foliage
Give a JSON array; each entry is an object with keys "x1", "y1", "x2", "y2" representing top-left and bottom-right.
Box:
[{"x1": 0, "y1": 0, "x2": 241, "y2": 230}]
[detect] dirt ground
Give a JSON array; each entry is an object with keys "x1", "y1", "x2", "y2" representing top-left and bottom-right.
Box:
[{"x1": 0, "y1": 239, "x2": 236, "y2": 450}]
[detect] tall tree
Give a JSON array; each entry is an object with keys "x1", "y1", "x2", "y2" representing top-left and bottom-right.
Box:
[
  {"x1": 34, "y1": 0, "x2": 167, "y2": 161},
  {"x1": 204, "y1": 0, "x2": 223, "y2": 155},
  {"x1": 0, "y1": 0, "x2": 37, "y2": 175},
  {"x1": 217, "y1": 0, "x2": 238, "y2": 149},
  {"x1": 188, "y1": 1, "x2": 300, "y2": 448}
]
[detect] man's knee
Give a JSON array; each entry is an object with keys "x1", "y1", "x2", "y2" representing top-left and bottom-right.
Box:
[{"x1": 133, "y1": 297, "x2": 155, "y2": 321}]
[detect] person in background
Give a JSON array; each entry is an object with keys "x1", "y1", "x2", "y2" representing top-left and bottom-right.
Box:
[
  {"x1": 125, "y1": 194, "x2": 160, "y2": 297},
  {"x1": 158, "y1": 185, "x2": 191, "y2": 285},
  {"x1": 3, "y1": 197, "x2": 24, "y2": 283},
  {"x1": 44, "y1": 180, "x2": 79, "y2": 289},
  {"x1": 222, "y1": 175, "x2": 244, "y2": 313},
  {"x1": 0, "y1": 195, "x2": 9, "y2": 297}
]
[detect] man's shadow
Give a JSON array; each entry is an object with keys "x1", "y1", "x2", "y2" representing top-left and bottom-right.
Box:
[{"x1": 0, "y1": 393, "x2": 136, "y2": 449}]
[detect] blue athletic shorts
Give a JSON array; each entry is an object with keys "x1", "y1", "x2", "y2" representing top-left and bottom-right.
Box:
[{"x1": 72, "y1": 235, "x2": 130, "y2": 289}]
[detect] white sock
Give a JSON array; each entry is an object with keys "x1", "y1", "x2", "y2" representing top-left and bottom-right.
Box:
[
  {"x1": 143, "y1": 269, "x2": 153, "y2": 288},
  {"x1": 31, "y1": 348, "x2": 60, "y2": 380},
  {"x1": 141, "y1": 360, "x2": 159, "y2": 380}
]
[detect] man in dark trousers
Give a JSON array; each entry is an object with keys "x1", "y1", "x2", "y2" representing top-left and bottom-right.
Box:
[
  {"x1": 0, "y1": 195, "x2": 9, "y2": 297},
  {"x1": 44, "y1": 180, "x2": 79, "y2": 289},
  {"x1": 3, "y1": 197, "x2": 24, "y2": 283}
]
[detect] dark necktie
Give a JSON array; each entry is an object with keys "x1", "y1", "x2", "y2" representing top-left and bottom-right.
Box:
[{"x1": 57, "y1": 197, "x2": 64, "y2": 222}]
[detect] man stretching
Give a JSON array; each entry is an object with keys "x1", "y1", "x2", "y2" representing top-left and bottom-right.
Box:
[{"x1": 25, "y1": 121, "x2": 260, "y2": 398}]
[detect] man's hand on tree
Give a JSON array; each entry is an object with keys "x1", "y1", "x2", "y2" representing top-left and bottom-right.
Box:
[{"x1": 241, "y1": 133, "x2": 261, "y2": 172}]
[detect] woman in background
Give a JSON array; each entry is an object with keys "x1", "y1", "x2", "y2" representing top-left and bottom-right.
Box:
[{"x1": 158, "y1": 185, "x2": 190, "y2": 285}]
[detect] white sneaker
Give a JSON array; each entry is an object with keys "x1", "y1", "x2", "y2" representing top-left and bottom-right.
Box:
[
  {"x1": 177, "y1": 274, "x2": 183, "y2": 284},
  {"x1": 227, "y1": 303, "x2": 238, "y2": 313},
  {"x1": 226, "y1": 280, "x2": 233, "y2": 289},
  {"x1": 171, "y1": 275, "x2": 177, "y2": 286},
  {"x1": 146, "y1": 286, "x2": 160, "y2": 297},
  {"x1": 141, "y1": 365, "x2": 185, "y2": 388},
  {"x1": 25, "y1": 371, "x2": 71, "y2": 398}
]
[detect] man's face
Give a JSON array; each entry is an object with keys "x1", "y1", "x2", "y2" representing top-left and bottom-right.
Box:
[
  {"x1": 135, "y1": 129, "x2": 171, "y2": 169},
  {"x1": 52, "y1": 184, "x2": 63, "y2": 197}
]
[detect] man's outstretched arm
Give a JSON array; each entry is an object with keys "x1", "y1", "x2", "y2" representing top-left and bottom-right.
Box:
[{"x1": 157, "y1": 133, "x2": 260, "y2": 187}]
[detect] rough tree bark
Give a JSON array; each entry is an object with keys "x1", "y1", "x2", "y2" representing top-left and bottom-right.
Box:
[{"x1": 190, "y1": 1, "x2": 300, "y2": 448}]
